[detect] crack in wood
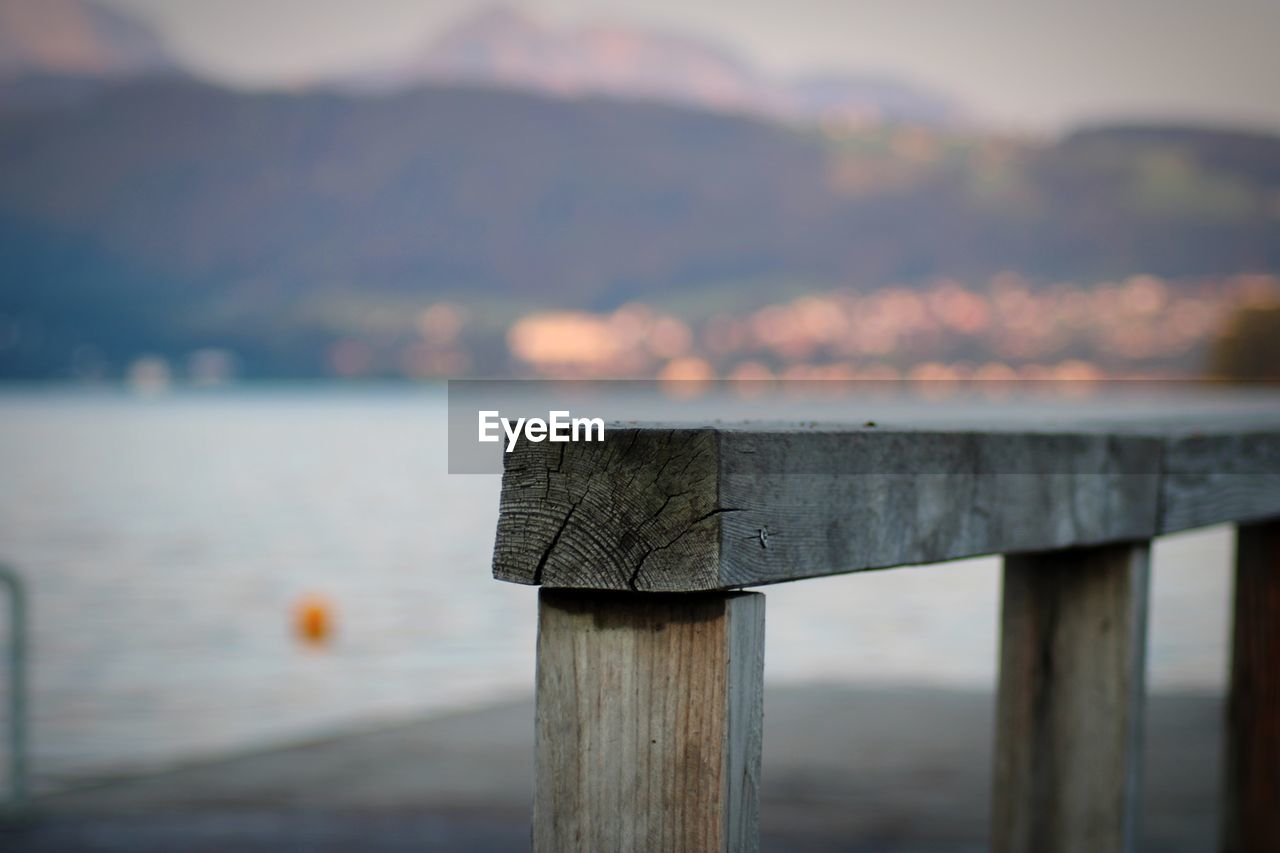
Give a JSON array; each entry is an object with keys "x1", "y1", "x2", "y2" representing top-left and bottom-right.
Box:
[
  {"x1": 531, "y1": 483, "x2": 593, "y2": 585},
  {"x1": 627, "y1": 507, "x2": 743, "y2": 591}
]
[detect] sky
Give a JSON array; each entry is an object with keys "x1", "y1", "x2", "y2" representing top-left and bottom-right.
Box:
[{"x1": 102, "y1": 0, "x2": 1280, "y2": 132}]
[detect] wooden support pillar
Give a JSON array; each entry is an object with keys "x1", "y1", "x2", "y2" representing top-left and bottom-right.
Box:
[
  {"x1": 1222, "y1": 518, "x2": 1280, "y2": 853},
  {"x1": 534, "y1": 589, "x2": 765, "y2": 853},
  {"x1": 992, "y1": 541, "x2": 1151, "y2": 853}
]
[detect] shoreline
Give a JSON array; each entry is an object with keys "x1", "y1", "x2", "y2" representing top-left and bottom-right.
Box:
[{"x1": 5, "y1": 684, "x2": 1224, "y2": 851}]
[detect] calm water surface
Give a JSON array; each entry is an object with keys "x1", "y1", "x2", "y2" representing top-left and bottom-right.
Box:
[{"x1": 0, "y1": 386, "x2": 1238, "y2": 790}]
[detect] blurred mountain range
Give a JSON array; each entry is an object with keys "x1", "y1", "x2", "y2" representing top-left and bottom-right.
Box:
[
  {"x1": 0, "y1": 0, "x2": 171, "y2": 77},
  {"x1": 0, "y1": 0, "x2": 179, "y2": 112},
  {"x1": 3, "y1": 73, "x2": 1280, "y2": 377},
  {"x1": 1, "y1": 1, "x2": 1279, "y2": 378},
  {"x1": 0, "y1": 0, "x2": 960, "y2": 125},
  {"x1": 350, "y1": 4, "x2": 961, "y2": 126}
]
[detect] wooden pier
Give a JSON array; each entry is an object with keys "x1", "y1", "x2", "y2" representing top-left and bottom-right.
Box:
[{"x1": 492, "y1": 417, "x2": 1280, "y2": 852}]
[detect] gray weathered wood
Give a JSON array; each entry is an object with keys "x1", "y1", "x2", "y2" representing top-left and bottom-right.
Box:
[
  {"x1": 1222, "y1": 518, "x2": 1280, "y2": 853},
  {"x1": 991, "y1": 541, "x2": 1150, "y2": 853},
  {"x1": 534, "y1": 589, "x2": 765, "y2": 852},
  {"x1": 1156, "y1": 430, "x2": 1280, "y2": 533},
  {"x1": 495, "y1": 429, "x2": 724, "y2": 590},
  {"x1": 493, "y1": 424, "x2": 1165, "y2": 591},
  {"x1": 492, "y1": 420, "x2": 1280, "y2": 591}
]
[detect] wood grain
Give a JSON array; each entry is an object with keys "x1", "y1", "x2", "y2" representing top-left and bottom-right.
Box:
[
  {"x1": 493, "y1": 420, "x2": 1280, "y2": 591},
  {"x1": 534, "y1": 589, "x2": 765, "y2": 853},
  {"x1": 1156, "y1": 430, "x2": 1280, "y2": 533},
  {"x1": 991, "y1": 541, "x2": 1151, "y2": 853},
  {"x1": 1222, "y1": 518, "x2": 1280, "y2": 853},
  {"x1": 494, "y1": 428, "x2": 723, "y2": 591},
  {"x1": 717, "y1": 429, "x2": 1160, "y2": 588},
  {"x1": 493, "y1": 424, "x2": 1168, "y2": 591}
]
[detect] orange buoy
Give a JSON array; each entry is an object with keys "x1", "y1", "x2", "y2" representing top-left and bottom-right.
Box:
[{"x1": 295, "y1": 595, "x2": 334, "y2": 645}]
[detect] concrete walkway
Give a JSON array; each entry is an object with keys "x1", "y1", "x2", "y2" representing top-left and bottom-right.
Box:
[{"x1": 1, "y1": 686, "x2": 1223, "y2": 851}]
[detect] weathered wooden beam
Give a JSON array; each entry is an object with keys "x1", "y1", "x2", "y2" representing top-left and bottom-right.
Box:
[
  {"x1": 1222, "y1": 518, "x2": 1280, "y2": 853},
  {"x1": 493, "y1": 420, "x2": 1280, "y2": 591},
  {"x1": 493, "y1": 424, "x2": 1164, "y2": 591},
  {"x1": 1156, "y1": 430, "x2": 1280, "y2": 534},
  {"x1": 534, "y1": 589, "x2": 765, "y2": 852},
  {"x1": 991, "y1": 541, "x2": 1151, "y2": 853}
]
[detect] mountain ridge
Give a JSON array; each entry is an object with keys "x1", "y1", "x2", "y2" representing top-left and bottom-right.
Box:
[
  {"x1": 2, "y1": 76, "x2": 1279, "y2": 377},
  {"x1": 0, "y1": 0, "x2": 173, "y2": 78},
  {"x1": 346, "y1": 3, "x2": 964, "y2": 126}
]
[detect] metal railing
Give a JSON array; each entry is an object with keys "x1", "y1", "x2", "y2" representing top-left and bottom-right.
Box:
[{"x1": 0, "y1": 563, "x2": 27, "y2": 810}]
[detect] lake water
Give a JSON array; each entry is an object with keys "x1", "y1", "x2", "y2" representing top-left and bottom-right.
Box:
[{"x1": 0, "y1": 386, "x2": 1242, "y2": 792}]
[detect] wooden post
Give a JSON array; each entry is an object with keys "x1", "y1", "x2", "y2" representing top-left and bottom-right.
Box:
[
  {"x1": 1222, "y1": 518, "x2": 1280, "y2": 853},
  {"x1": 992, "y1": 542, "x2": 1151, "y2": 853},
  {"x1": 534, "y1": 589, "x2": 765, "y2": 853}
]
